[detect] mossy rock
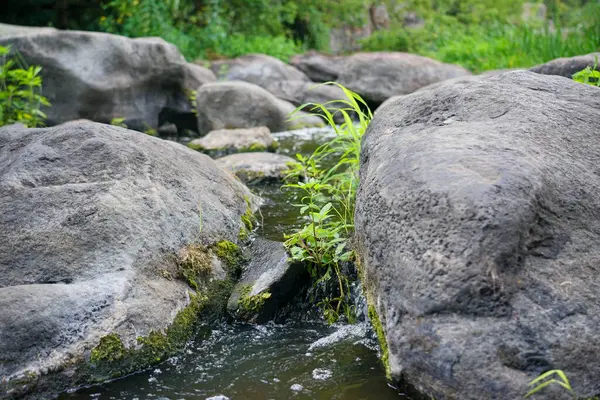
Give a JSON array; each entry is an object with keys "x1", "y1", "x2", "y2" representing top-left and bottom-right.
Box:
[{"x1": 87, "y1": 239, "x2": 248, "y2": 383}]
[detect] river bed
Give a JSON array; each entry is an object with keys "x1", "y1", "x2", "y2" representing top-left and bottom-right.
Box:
[{"x1": 58, "y1": 128, "x2": 404, "y2": 400}]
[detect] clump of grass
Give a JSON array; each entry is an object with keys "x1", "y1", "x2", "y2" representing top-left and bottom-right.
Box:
[{"x1": 282, "y1": 83, "x2": 372, "y2": 324}]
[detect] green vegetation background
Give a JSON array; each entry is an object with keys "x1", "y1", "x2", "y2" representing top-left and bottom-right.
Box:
[{"x1": 2, "y1": 1, "x2": 599, "y2": 72}]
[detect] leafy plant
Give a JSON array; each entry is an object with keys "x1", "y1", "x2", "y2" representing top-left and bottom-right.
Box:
[
  {"x1": 0, "y1": 45, "x2": 50, "y2": 128},
  {"x1": 525, "y1": 369, "x2": 599, "y2": 399},
  {"x1": 110, "y1": 117, "x2": 127, "y2": 128},
  {"x1": 525, "y1": 369, "x2": 573, "y2": 398},
  {"x1": 283, "y1": 83, "x2": 372, "y2": 324},
  {"x1": 573, "y1": 56, "x2": 600, "y2": 87}
]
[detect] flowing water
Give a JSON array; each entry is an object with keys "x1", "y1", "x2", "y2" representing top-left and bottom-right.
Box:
[{"x1": 59, "y1": 128, "x2": 404, "y2": 400}]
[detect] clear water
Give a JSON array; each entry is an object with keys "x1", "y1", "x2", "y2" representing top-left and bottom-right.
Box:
[
  {"x1": 60, "y1": 322, "x2": 401, "y2": 400},
  {"x1": 58, "y1": 128, "x2": 405, "y2": 400}
]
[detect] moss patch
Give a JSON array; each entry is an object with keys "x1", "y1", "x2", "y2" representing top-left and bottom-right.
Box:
[
  {"x1": 177, "y1": 244, "x2": 212, "y2": 290},
  {"x1": 187, "y1": 142, "x2": 205, "y2": 151},
  {"x1": 89, "y1": 292, "x2": 209, "y2": 380},
  {"x1": 368, "y1": 304, "x2": 391, "y2": 379},
  {"x1": 237, "y1": 284, "x2": 272, "y2": 317},
  {"x1": 240, "y1": 143, "x2": 267, "y2": 152},
  {"x1": 241, "y1": 196, "x2": 257, "y2": 231},
  {"x1": 90, "y1": 334, "x2": 126, "y2": 364},
  {"x1": 213, "y1": 240, "x2": 245, "y2": 279},
  {"x1": 88, "y1": 237, "x2": 249, "y2": 382}
]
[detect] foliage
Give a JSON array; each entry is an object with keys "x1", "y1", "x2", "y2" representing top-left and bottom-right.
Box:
[
  {"x1": 95, "y1": 0, "x2": 369, "y2": 61},
  {"x1": 283, "y1": 83, "x2": 371, "y2": 324},
  {"x1": 526, "y1": 369, "x2": 573, "y2": 398},
  {"x1": 525, "y1": 369, "x2": 599, "y2": 399},
  {"x1": 573, "y1": 57, "x2": 600, "y2": 87},
  {"x1": 0, "y1": 45, "x2": 50, "y2": 128},
  {"x1": 361, "y1": 0, "x2": 600, "y2": 73},
  {"x1": 110, "y1": 117, "x2": 127, "y2": 128},
  {"x1": 413, "y1": 20, "x2": 600, "y2": 73}
]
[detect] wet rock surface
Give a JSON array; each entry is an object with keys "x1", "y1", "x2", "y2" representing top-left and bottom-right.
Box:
[
  {"x1": 188, "y1": 126, "x2": 277, "y2": 156},
  {"x1": 0, "y1": 121, "x2": 253, "y2": 398},
  {"x1": 216, "y1": 152, "x2": 295, "y2": 183},
  {"x1": 355, "y1": 71, "x2": 600, "y2": 400},
  {"x1": 227, "y1": 238, "x2": 308, "y2": 323}
]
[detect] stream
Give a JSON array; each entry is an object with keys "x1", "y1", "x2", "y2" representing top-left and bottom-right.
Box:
[{"x1": 58, "y1": 128, "x2": 403, "y2": 400}]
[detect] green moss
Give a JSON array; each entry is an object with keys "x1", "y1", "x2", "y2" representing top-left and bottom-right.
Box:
[
  {"x1": 268, "y1": 141, "x2": 280, "y2": 152},
  {"x1": 90, "y1": 334, "x2": 126, "y2": 364},
  {"x1": 238, "y1": 225, "x2": 250, "y2": 241},
  {"x1": 89, "y1": 292, "x2": 210, "y2": 380},
  {"x1": 241, "y1": 143, "x2": 267, "y2": 152},
  {"x1": 237, "y1": 284, "x2": 272, "y2": 315},
  {"x1": 368, "y1": 304, "x2": 391, "y2": 379},
  {"x1": 213, "y1": 240, "x2": 245, "y2": 279},
  {"x1": 241, "y1": 196, "x2": 257, "y2": 233},
  {"x1": 177, "y1": 244, "x2": 212, "y2": 290},
  {"x1": 187, "y1": 142, "x2": 205, "y2": 151}
]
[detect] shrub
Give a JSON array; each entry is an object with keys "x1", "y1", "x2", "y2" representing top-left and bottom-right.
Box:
[{"x1": 0, "y1": 45, "x2": 50, "y2": 127}]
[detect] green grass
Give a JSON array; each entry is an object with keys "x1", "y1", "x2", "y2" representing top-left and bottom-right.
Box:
[{"x1": 361, "y1": 19, "x2": 600, "y2": 73}]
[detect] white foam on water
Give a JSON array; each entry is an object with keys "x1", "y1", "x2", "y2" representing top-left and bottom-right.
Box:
[
  {"x1": 312, "y1": 368, "x2": 333, "y2": 381},
  {"x1": 290, "y1": 383, "x2": 304, "y2": 392},
  {"x1": 307, "y1": 323, "x2": 368, "y2": 351}
]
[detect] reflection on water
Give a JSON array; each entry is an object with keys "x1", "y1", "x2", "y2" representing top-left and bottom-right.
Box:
[{"x1": 60, "y1": 322, "x2": 401, "y2": 400}]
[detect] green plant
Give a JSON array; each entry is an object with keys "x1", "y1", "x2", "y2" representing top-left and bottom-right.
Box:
[
  {"x1": 573, "y1": 56, "x2": 600, "y2": 87},
  {"x1": 0, "y1": 45, "x2": 50, "y2": 128},
  {"x1": 525, "y1": 370, "x2": 573, "y2": 398},
  {"x1": 110, "y1": 117, "x2": 127, "y2": 128},
  {"x1": 282, "y1": 83, "x2": 372, "y2": 324},
  {"x1": 186, "y1": 89, "x2": 198, "y2": 116}
]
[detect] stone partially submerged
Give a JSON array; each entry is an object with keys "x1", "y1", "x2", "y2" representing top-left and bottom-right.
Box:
[
  {"x1": 187, "y1": 126, "x2": 278, "y2": 156},
  {"x1": 227, "y1": 239, "x2": 308, "y2": 323},
  {"x1": 0, "y1": 121, "x2": 255, "y2": 398},
  {"x1": 355, "y1": 71, "x2": 600, "y2": 399},
  {"x1": 216, "y1": 152, "x2": 296, "y2": 183}
]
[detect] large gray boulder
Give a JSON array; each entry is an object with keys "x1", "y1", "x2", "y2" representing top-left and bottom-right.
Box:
[
  {"x1": 195, "y1": 81, "x2": 323, "y2": 134},
  {"x1": 0, "y1": 23, "x2": 215, "y2": 129},
  {"x1": 530, "y1": 52, "x2": 600, "y2": 78},
  {"x1": 289, "y1": 51, "x2": 346, "y2": 82},
  {"x1": 209, "y1": 54, "x2": 345, "y2": 119},
  {"x1": 338, "y1": 52, "x2": 471, "y2": 106},
  {"x1": 263, "y1": 80, "x2": 347, "y2": 120},
  {"x1": 355, "y1": 71, "x2": 600, "y2": 400},
  {"x1": 210, "y1": 54, "x2": 309, "y2": 86},
  {"x1": 0, "y1": 121, "x2": 254, "y2": 398}
]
